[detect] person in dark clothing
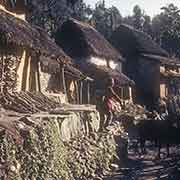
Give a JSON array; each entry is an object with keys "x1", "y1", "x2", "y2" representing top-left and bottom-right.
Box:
[{"x1": 100, "y1": 78, "x2": 122, "y2": 130}]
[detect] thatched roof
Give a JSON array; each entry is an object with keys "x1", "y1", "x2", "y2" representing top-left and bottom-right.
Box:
[
  {"x1": 78, "y1": 63, "x2": 134, "y2": 87},
  {"x1": 111, "y1": 24, "x2": 169, "y2": 59},
  {"x1": 160, "y1": 71, "x2": 180, "y2": 78},
  {"x1": 0, "y1": 9, "x2": 72, "y2": 64},
  {"x1": 55, "y1": 18, "x2": 123, "y2": 61},
  {"x1": 0, "y1": 9, "x2": 84, "y2": 78},
  {"x1": 142, "y1": 54, "x2": 180, "y2": 67}
]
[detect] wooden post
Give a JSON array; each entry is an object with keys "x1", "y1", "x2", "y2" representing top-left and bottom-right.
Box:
[
  {"x1": 27, "y1": 55, "x2": 32, "y2": 91},
  {"x1": 62, "y1": 65, "x2": 67, "y2": 100},
  {"x1": 75, "y1": 81, "x2": 79, "y2": 104},
  {"x1": 87, "y1": 82, "x2": 90, "y2": 104},
  {"x1": 1, "y1": 53, "x2": 4, "y2": 93},
  {"x1": 120, "y1": 87, "x2": 123, "y2": 99},
  {"x1": 80, "y1": 81, "x2": 83, "y2": 104},
  {"x1": 37, "y1": 62, "x2": 41, "y2": 92}
]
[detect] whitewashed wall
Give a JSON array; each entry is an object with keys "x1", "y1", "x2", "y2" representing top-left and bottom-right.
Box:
[{"x1": 88, "y1": 56, "x2": 122, "y2": 72}]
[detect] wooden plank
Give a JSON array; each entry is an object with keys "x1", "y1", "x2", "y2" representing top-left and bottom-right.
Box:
[{"x1": 50, "y1": 104, "x2": 97, "y2": 114}]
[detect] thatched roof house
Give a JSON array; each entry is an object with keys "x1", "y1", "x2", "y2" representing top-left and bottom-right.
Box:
[
  {"x1": 55, "y1": 18, "x2": 124, "y2": 69},
  {"x1": 0, "y1": 8, "x2": 82, "y2": 71},
  {"x1": 0, "y1": 8, "x2": 85, "y2": 113},
  {"x1": 55, "y1": 19, "x2": 134, "y2": 102},
  {"x1": 111, "y1": 24, "x2": 168, "y2": 59},
  {"x1": 111, "y1": 24, "x2": 180, "y2": 109}
]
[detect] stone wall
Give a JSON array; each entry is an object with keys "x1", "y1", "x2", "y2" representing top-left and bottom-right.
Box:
[
  {"x1": 30, "y1": 109, "x2": 100, "y2": 142},
  {"x1": 0, "y1": 109, "x2": 122, "y2": 180}
]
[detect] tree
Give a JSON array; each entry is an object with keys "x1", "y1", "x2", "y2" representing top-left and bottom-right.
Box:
[
  {"x1": 27, "y1": 0, "x2": 82, "y2": 35},
  {"x1": 90, "y1": 0, "x2": 122, "y2": 40},
  {"x1": 72, "y1": 0, "x2": 93, "y2": 22},
  {"x1": 142, "y1": 15, "x2": 152, "y2": 36},
  {"x1": 123, "y1": 5, "x2": 152, "y2": 36},
  {"x1": 132, "y1": 5, "x2": 144, "y2": 30},
  {"x1": 152, "y1": 3, "x2": 180, "y2": 57}
]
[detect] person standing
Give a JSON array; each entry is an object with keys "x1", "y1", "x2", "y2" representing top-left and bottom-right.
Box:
[{"x1": 100, "y1": 78, "x2": 122, "y2": 129}]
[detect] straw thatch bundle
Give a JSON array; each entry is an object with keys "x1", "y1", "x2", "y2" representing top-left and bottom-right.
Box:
[
  {"x1": 142, "y1": 54, "x2": 180, "y2": 66},
  {"x1": 111, "y1": 24, "x2": 169, "y2": 58},
  {"x1": 55, "y1": 18, "x2": 124, "y2": 61}
]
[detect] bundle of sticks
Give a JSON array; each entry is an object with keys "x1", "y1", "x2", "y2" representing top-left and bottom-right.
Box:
[{"x1": 0, "y1": 91, "x2": 59, "y2": 113}]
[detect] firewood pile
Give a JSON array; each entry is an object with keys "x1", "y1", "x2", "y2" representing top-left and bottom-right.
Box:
[
  {"x1": 0, "y1": 91, "x2": 59, "y2": 113},
  {"x1": 0, "y1": 55, "x2": 19, "y2": 92},
  {"x1": 116, "y1": 102, "x2": 148, "y2": 120}
]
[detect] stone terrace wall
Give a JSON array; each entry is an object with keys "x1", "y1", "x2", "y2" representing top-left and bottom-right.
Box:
[
  {"x1": 0, "y1": 108, "x2": 112, "y2": 180},
  {"x1": 30, "y1": 109, "x2": 100, "y2": 142}
]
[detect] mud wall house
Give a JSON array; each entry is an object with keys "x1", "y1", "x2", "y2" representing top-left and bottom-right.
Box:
[
  {"x1": 111, "y1": 24, "x2": 178, "y2": 109},
  {"x1": 55, "y1": 19, "x2": 134, "y2": 103},
  {"x1": 0, "y1": 2, "x2": 85, "y2": 113},
  {"x1": 158, "y1": 57, "x2": 180, "y2": 97}
]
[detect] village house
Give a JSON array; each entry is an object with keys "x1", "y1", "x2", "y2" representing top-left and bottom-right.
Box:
[
  {"x1": 0, "y1": 0, "x2": 89, "y2": 113},
  {"x1": 111, "y1": 24, "x2": 180, "y2": 109},
  {"x1": 55, "y1": 19, "x2": 134, "y2": 104}
]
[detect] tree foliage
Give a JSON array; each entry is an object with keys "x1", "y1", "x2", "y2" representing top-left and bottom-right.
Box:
[
  {"x1": 151, "y1": 4, "x2": 180, "y2": 57},
  {"x1": 26, "y1": 0, "x2": 180, "y2": 58},
  {"x1": 27, "y1": 0, "x2": 81, "y2": 34},
  {"x1": 88, "y1": 1, "x2": 122, "y2": 40}
]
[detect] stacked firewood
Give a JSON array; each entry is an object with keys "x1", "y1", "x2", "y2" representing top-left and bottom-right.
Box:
[
  {"x1": 116, "y1": 102, "x2": 148, "y2": 120},
  {"x1": 0, "y1": 55, "x2": 19, "y2": 93},
  {"x1": 1, "y1": 91, "x2": 59, "y2": 113}
]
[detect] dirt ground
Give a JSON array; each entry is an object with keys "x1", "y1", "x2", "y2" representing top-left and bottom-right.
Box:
[{"x1": 104, "y1": 144, "x2": 180, "y2": 180}]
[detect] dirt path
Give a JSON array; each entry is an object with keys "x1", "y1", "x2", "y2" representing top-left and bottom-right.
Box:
[{"x1": 104, "y1": 146, "x2": 180, "y2": 180}]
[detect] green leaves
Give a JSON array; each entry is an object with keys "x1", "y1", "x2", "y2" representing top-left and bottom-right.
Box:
[{"x1": 152, "y1": 3, "x2": 180, "y2": 57}]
